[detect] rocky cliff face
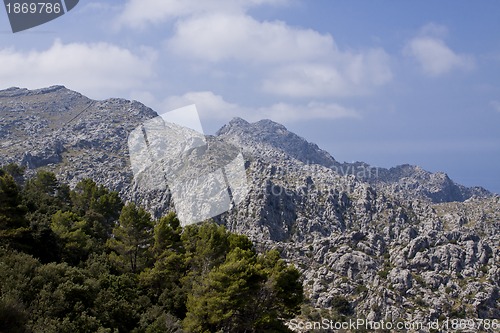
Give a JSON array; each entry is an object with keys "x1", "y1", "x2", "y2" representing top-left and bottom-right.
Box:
[
  {"x1": 0, "y1": 85, "x2": 157, "y2": 192},
  {"x1": 1, "y1": 86, "x2": 498, "y2": 329}
]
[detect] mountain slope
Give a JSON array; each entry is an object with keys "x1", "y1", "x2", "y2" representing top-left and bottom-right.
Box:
[
  {"x1": 1, "y1": 86, "x2": 498, "y2": 329},
  {"x1": 0, "y1": 85, "x2": 156, "y2": 192}
]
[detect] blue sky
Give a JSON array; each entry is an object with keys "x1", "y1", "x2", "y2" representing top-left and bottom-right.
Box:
[{"x1": 1, "y1": 0, "x2": 499, "y2": 193}]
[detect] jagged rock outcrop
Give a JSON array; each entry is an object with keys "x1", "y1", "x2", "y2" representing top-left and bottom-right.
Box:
[
  {"x1": 1, "y1": 86, "x2": 498, "y2": 331},
  {"x1": 373, "y1": 164, "x2": 491, "y2": 203}
]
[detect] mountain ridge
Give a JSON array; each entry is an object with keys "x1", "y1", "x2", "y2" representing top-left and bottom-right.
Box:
[{"x1": 216, "y1": 115, "x2": 493, "y2": 202}]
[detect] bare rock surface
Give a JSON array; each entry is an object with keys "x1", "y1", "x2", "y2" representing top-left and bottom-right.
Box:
[{"x1": 1, "y1": 86, "x2": 498, "y2": 330}]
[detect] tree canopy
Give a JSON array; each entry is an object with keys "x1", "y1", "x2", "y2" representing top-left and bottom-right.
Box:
[{"x1": 0, "y1": 166, "x2": 304, "y2": 332}]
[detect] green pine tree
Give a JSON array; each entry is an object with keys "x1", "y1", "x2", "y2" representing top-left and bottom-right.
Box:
[{"x1": 107, "y1": 203, "x2": 154, "y2": 273}]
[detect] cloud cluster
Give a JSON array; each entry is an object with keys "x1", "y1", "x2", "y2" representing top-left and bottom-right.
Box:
[
  {"x1": 0, "y1": 40, "x2": 157, "y2": 99},
  {"x1": 163, "y1": 91, "x2": 359, "y2": 122},
  {"x1": 168, "y1": 13, "x2": 335, "y2": 64},
  {"x1": 404, "y1": 23, "x2": 474, "y2": 77},
  {"x1": 262, "y1": 49, "x2": 392, "y2": 97},
  {"x1": 116, "y1": 0, "x2": 289, "y2": 29},
  {"x1": 113, "y1": 2, "x2": 479, "y2": 123},
  {"x1": 117, "y1": 0, "x2": 392, "y2": 101},
  {"x1": 167, "y1": 12, "x2": 392, "y2": 98}
]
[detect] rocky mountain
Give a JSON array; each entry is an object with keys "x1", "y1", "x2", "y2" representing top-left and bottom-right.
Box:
[
  {"x1": 0, "y1": 85, "x2": 156, "y2": 192},
  {"x1": 218, "y1": 117, "x2": 491, "y2": 203},
  {"x1": 1, "y1": 86, "x2": 499, "y2": 331},
  {"x1": 216, "y1": 117, "x2": 338, "y2": 167}
]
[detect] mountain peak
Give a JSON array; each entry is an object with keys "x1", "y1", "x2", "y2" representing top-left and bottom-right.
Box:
[
  {"x1": 216, "y1": 117, "x2": 337, "y2": 167},
  {"x1": 230, "y1": 117, "x2": 249, "y2": 126},
  {"x1": 216, "y1": 117, "x2": 289, "y2": 136},
  {"x1": 0, "y1": 86, "x2": 31, "y2": 98},
  {"x1": 254, "y1": 118, "x2": 287, "y2": 131}
]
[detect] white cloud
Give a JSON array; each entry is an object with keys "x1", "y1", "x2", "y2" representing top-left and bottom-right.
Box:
[
  {"x1": 117, "y1": 0, "x2": 392, "y2": 98},
  {"x1": 164, "y1": 91, "x2": 240, "y2": 119},
  {"x1": 168, "y1": 13, "x2": 335, "y2": 63},
  {"x1": 0, "y1": 40, "x2": 157, "y2": 99},
  {"x1": 262, "y1": 63, "x2": 347, "y2": 97},
  {"x1": 405, "y1": 24, "x2": 474, "y2": 77},
  {"x1": 162, "y1": 91, "x2": 359, "y2": 122},
  {"x1": 262, "y1": 49, "x2": 392, "y2": 97},
  {"x1": 167, "y1": 12, "x2": 391, "y2": 97},
  {"x1": 115, "y1": 0, "x2": 289, "y2": 29}
]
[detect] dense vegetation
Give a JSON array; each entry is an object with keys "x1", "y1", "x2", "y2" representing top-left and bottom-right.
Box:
[{"x1": 0, "y1": 165, "x2": 304, "y2": 332}]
